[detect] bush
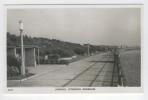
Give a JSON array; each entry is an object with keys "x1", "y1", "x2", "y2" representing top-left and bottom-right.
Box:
[
  {"x1": 7, "y1": 55, "x2": 21, "y2": 77},
  {"x1": 59, "y1": 60, "x2": 69, "y2": 65},
  {"x1": 50, "y1": 49, "x2": 73, "y2": 57},
  {"x1": 47, "y1": 54, "x2": 60, "y2": 64},
  {"x1": 73, "y1": 48, "x2": 86, "y2": 55},
  {"x1": 7, "y1": 65, "x2": 20, "y2": 77}
]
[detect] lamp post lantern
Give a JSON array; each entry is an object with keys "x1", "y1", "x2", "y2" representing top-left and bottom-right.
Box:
[{"x1": 19, "y1": 20, "x2": 25, "y2": 75}]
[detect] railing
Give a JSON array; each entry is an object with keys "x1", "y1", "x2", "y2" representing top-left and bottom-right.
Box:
[{"x1": 111, "y1": 48, "x2": 126, "y2": 86}]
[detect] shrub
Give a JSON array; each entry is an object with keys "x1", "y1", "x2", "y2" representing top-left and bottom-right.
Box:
[
  {"x1": 7, "y1": 55, "x2": 21, "y2": 77},
  {"x1": 59, "y1": 60, "x2": 69, "y2": 65},
  {"x1": 50, "y1": 49, "x2": 73, "y2": 57},
  {"x1": 73, "y1": 48, "x2": 86, "y2": 55},
  {"x1": 47, "y1": 54, "x2": 60, "y2": 64}
]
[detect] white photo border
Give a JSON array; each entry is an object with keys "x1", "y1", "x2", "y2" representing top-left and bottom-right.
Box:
[{"x1": 3, "y1": 4, "x2": 143, "y2": 94}]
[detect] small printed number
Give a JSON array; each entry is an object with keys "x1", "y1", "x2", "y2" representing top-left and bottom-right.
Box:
[{"x1": 8, "y1": 89, "x2": 13, "y2": 91}]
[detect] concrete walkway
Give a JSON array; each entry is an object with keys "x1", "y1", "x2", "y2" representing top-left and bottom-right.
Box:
[{"x1": 8, "y1": 52, "x2": 115, "y2": 87}]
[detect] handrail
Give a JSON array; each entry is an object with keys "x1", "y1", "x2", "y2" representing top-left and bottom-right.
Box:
[{"x1": 111, "y1": 48, "x2": 126, "y2": 86}]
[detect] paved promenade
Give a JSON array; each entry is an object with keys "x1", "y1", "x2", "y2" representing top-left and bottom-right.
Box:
[{"x1": 8, "y1": 52, "x2": 115, "y2": 87}]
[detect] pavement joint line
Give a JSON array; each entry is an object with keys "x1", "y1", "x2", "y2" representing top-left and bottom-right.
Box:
[
  {"x1": 20, "y1": 71, "x2": 52, "y2": 81},
  {"x1": 99, "y1": 70, "x2": 113, "y2": 72},
  {"x1": 62, "y1": 62, "x2": 97, "y2": 87},
  {"x1": 89, "y1": 63, "x2": 107, "y2": 87},
  {"x1": 65, "y1": 53, "x2": 114, "y2": 87},
  {"x1": 20, "y1": 67, "x2": 64, "y2": 82},
  {"x1": 95, "y1": 74, "x2": 112, "y2": 77},
  {"x1": 94, "y1": 80, "x2": 112, "y2": 82},
  {"x1": 70, "y1": 79, "x2": 93, "y2": 81},
  {"x1": 90, "y1": 61, "x2": 114, "y2": 63}
]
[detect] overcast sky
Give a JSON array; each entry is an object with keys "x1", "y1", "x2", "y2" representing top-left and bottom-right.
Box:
[{"x1": 7, "y1": 8, "x2": 141, "y2": 46}]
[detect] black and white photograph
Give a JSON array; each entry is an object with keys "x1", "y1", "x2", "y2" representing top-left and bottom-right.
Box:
[{"x1": 6, "y1": 5, "x2": 141, "y2": 91}]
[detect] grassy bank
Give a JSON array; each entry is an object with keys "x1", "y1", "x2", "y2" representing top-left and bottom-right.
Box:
[{"x1": 119, "y1": 49, "x2": 141, "y2": 86}]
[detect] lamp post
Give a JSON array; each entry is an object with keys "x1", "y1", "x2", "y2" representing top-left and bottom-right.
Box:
[
  {"x1": 87, "y1": 43, "x2": 90, "y2": 56},
  {"x1": 19, "y1": 20, "x2": 25, "y2": 75}
]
